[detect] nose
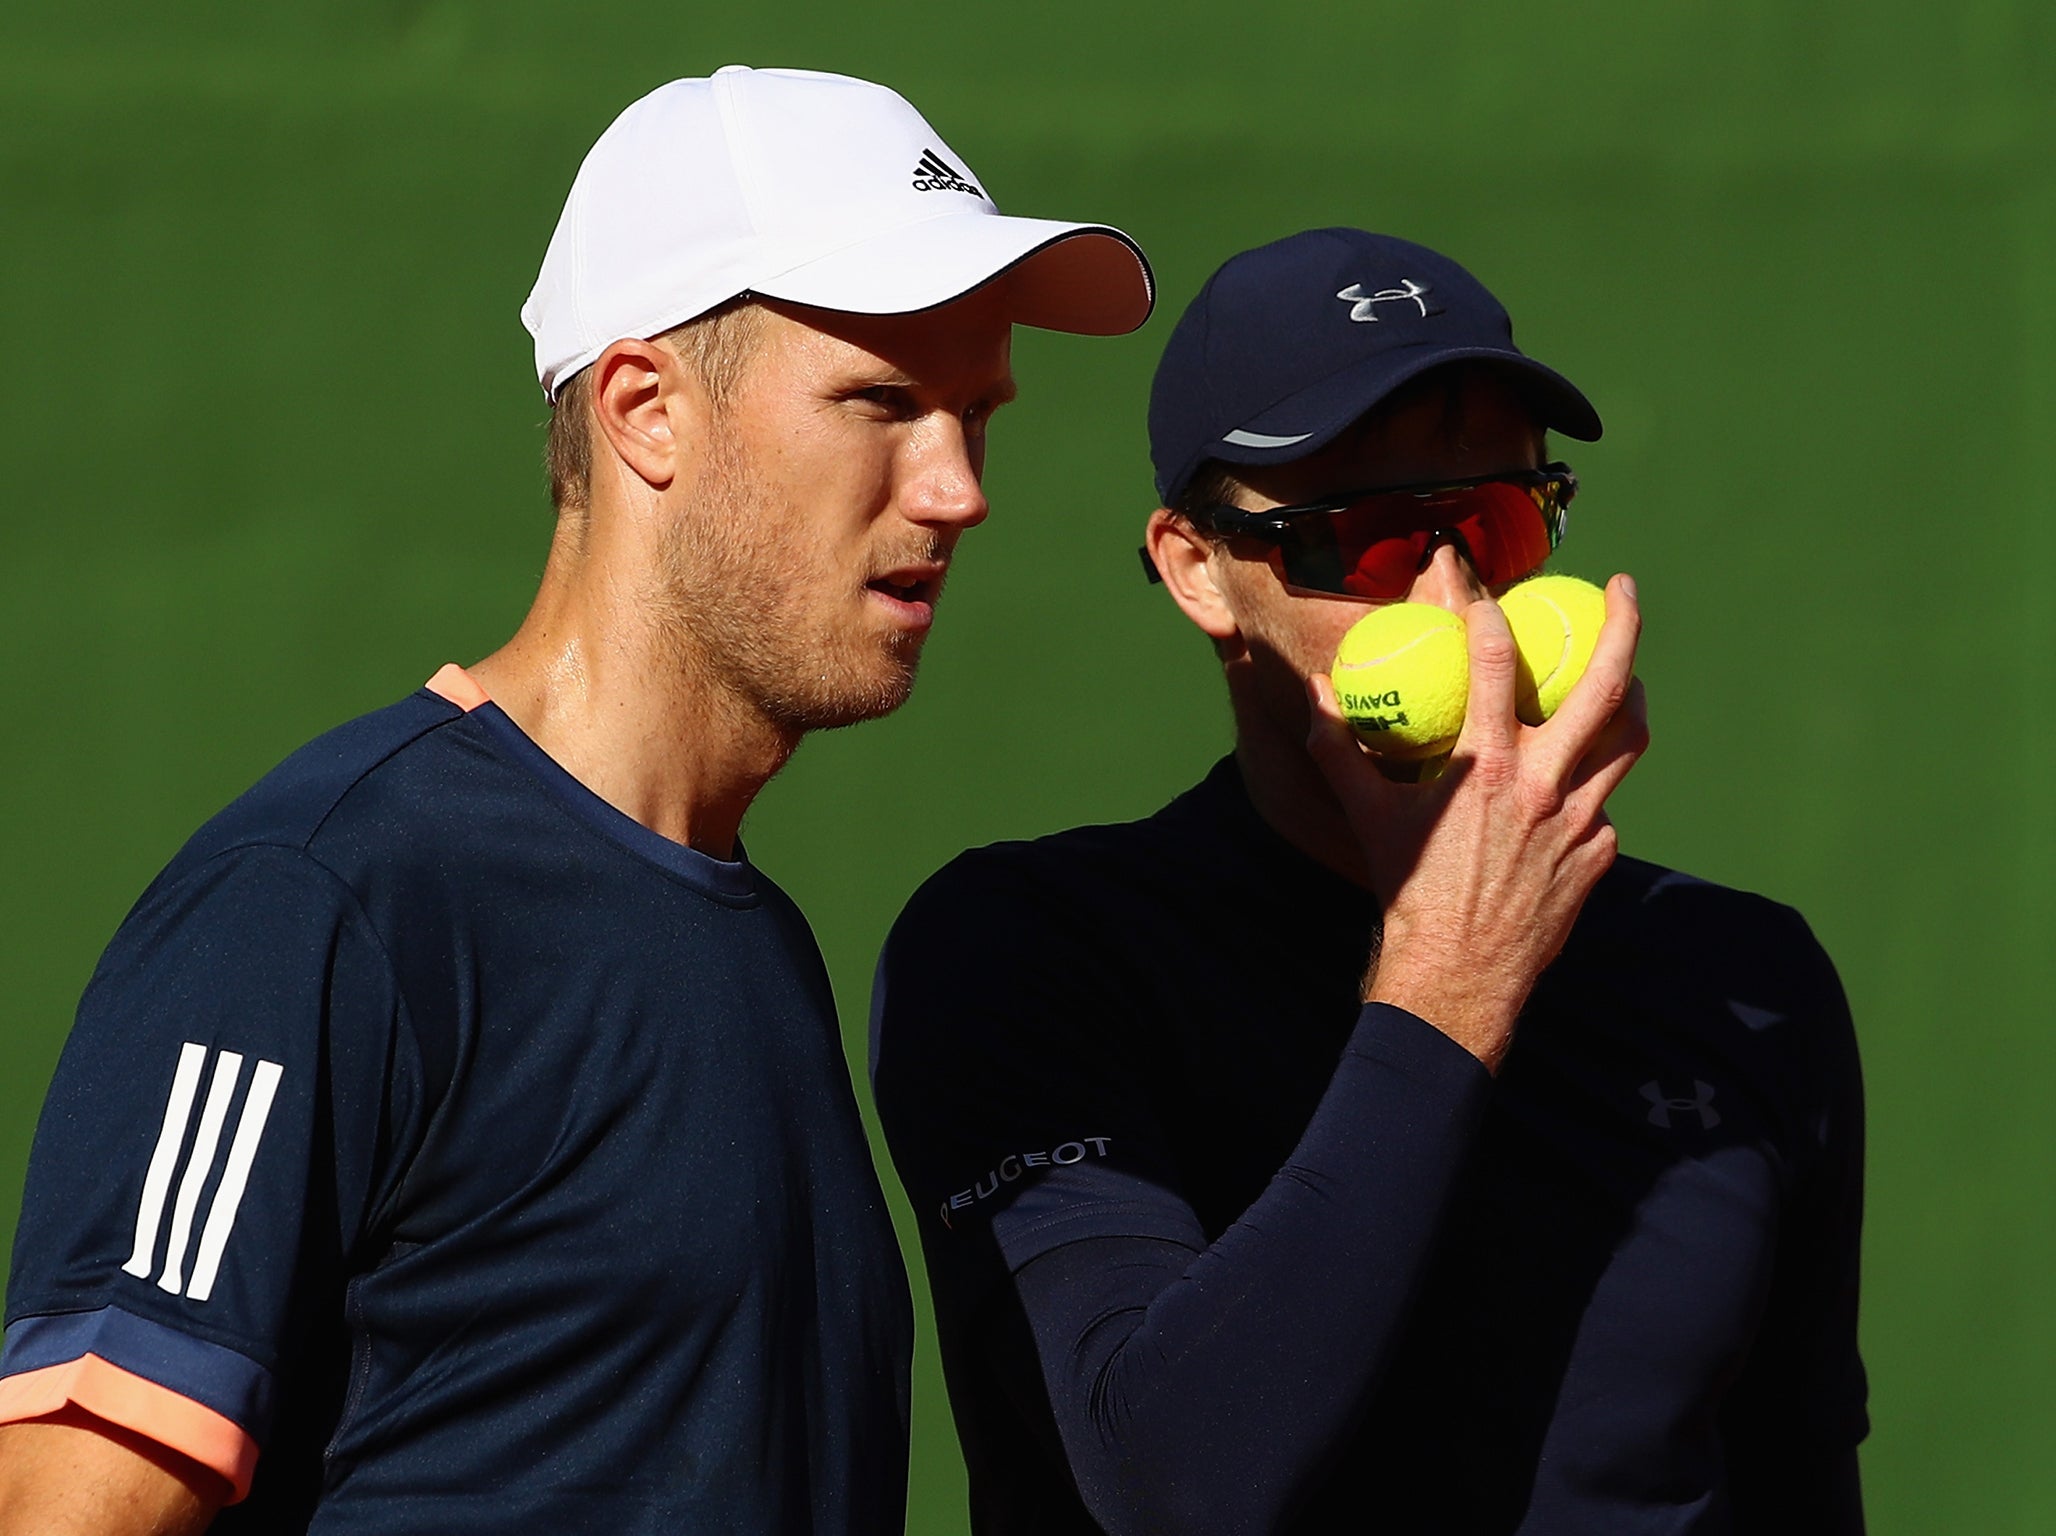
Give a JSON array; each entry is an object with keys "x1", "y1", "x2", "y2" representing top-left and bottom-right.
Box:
[
  {"x1": 902, "y1": 420, "x2": 991, "y2": 532},
  {"x1": 1405, "y1": 537, "x2": 1490, "y2": 614}
]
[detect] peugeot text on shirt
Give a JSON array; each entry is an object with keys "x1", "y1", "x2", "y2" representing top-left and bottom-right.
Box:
[{"x1": 941, "y1": 1137, "x2": 1114, "y2": 1228}]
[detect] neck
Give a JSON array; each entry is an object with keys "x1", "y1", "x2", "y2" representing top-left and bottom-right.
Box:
[{"x1": 467, "y1": 513, "x2": 795, "y2": 862}]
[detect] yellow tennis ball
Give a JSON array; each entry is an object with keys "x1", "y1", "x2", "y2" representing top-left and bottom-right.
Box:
[
  {"x1": 1329, "y1": 603, "x2": 1469, "y2": 759},
  {"x1": 1500, "y1": 575, "x2": 1607, "y2": 724}
]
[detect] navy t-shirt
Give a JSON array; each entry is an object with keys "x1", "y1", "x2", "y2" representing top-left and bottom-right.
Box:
[
  {"x1": 2, "y1": 679, "x2": 912, "y2": 1534},
  {"x1": 872, "y1": 757, "x2": 1866, "y2": 1534}
]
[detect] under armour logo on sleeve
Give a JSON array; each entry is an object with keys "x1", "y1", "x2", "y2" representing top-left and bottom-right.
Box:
[
  {"x1": 123, "y1": 1041, "x2": 285, "y2": 1302},
  {"x1": 1640, "y1": 1079, "x2": 1721, "y2": 1131}
]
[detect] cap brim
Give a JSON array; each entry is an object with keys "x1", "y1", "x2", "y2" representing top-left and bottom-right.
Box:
[
  {"x1": 1211, "y1": 346, "x2": 1603, "y2": 476},
  {"x1": 752, "y1": 213, "x2": 1155, "y2": 336}
]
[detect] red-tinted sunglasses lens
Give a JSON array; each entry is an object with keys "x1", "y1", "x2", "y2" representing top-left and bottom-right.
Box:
[{"x1": 1284, "y1": 480, "x2": 1557, "y2": 598}]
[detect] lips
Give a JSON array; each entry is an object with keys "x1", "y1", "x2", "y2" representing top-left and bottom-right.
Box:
[{"x1": 866, "y1": 560, "x2": 948, "y2": 609}]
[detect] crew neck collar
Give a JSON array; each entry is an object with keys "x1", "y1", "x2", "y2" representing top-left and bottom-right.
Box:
[{"x1": 420, "y1": 668, "x2": 759, "y2": 904}]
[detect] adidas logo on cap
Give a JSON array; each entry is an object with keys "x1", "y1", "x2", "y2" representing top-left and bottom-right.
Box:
[{"x1": 911, "y1": 148, "x2": 981, "y2": 197}]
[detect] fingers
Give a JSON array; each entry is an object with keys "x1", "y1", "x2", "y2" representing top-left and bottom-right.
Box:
[
  {"x1": 1306, "y1": 674, "x2": 1404, "y2": 809},
  {"x1": 1532, "y1": 574, "x2": 1641, "y2": 783},
  {"x1": 1573, "y1": 808, "x2": 1622, "y2": 876},
  {"x1": 1452, "y1": 597, "x2": 1519, "y2": 759},
  {"x1": 1565, "y1": 676, "x2": 1649, "y2": 810},
  {"x1": 1306, "y1": 672, "x2": 1371, "y2": 777},
  {"x1": 1547, "y1": 575, "x2": 1640, "y2": 740},
  {"x1": 1305, "y1": 671, "x2": 1357, "y2": 767},
  {"x1": 1308, "y1": 579, "x2": 1642, "y2": 832}
]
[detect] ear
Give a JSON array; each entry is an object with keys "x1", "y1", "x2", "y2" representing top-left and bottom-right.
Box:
[
  {"x1": 589, "y1": 338, "x2": 707, "y2": 494},
  {"x1": 1145, "y1": 507, "x2": 1242, "y2": 644}
]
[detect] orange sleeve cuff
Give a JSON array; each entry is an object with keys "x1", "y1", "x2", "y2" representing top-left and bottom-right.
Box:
[{"x1": 0, "y1": 1355, "x2": 259, "y2": 1502}]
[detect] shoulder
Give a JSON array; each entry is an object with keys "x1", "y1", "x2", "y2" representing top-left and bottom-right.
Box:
[
  {"x1": 874, "y1": 802, "x2": 1208, "y2": 1101},
  {"x1": 1554, "y1": 855, "x2": 1859, "y2": 1126},
  {"x1": 1575, "y1": 854, "x2": 1841, "y2": 1006},
  {"x1": 89, "y1": 688, "x2": 490, "y2": 1044},
  {"x1": 1589, "y1": 853, "x2": 1807, "y2": 931},
  {"x1": 165, "y1": 688, "x2": 479, "y2": 882},
  {"x1": 894, "y1": 793, "x2": 1213, "y2": 949},
  {"x1": 742, "y1": 866, "x2": 834, "y2": 997},
  {"x1": 898, "y1": 830, "x2": 1105, "y2": 929}
]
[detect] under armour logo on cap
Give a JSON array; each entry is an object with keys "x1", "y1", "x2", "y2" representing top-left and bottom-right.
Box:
[
  {"x1": 1335, "y1": 279, "x2": 1440, "y2": 323},
  {"x1": 1641, "y1": 1080, "x2": 1721, "y2": 1131}
]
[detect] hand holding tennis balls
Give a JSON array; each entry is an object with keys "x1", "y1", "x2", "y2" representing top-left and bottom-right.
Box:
[
  {"x1": 1313, "y1": 574, "x2": 1646, "y2": 1071},
  {"x1": 1329, "y1": 575, "x2": 1612, "y2": 756}
]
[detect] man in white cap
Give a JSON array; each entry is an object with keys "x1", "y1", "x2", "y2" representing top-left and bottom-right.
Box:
[{"x1": 0, "y1": 67, "x2": 1151, "y2": 1535}]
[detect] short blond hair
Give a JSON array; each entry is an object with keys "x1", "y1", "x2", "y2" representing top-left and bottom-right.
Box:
[{"x1": 544, "y1": 297, "x2": 764, "y2": 513}]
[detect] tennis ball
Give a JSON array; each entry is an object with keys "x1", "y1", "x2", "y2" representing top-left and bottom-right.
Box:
[
  {"x1": 1329, "y1": 603, "x2": 1468, "y2": 759},
  {"x1": 1500, "y1": 575, "x2": 1607, "y2": 724}
]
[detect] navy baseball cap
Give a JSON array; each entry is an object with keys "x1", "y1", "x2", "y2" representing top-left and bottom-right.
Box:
[{"x1": 1148, "y1": 228, "x2": 1602, "y2": 506}]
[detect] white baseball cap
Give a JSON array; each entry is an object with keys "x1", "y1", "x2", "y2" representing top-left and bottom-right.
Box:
[{"x1": 522, "y1": 66, "x2": 1156, "y2": 399}]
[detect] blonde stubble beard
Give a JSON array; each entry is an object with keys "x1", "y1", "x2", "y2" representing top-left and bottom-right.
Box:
[{"x1": 649, "y1": 432, "x2": 948, "y2": 737}]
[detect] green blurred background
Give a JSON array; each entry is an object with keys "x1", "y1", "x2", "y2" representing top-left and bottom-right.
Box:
[{"x1": 3, "y1": 2, "x2": 2051, "y2": 1529}]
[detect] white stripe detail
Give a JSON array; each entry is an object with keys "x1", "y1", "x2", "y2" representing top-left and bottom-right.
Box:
[
  {"x1": 184, "y1": 1059, "x2": 284, "y2": 1302},
  {"x1": 157, "y1": 1051, "x2": 243, "y2": 1295},
  {"x1": 123, "y1": 1042, "x2": 209, "y2": 1279},
  {"x1": 1222, "y1": 428, "x2": 1315, "y2": 448}
]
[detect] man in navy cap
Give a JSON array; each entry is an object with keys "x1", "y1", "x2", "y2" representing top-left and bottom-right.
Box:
[{"x1": 871, "y1": 229, "x2": 1867, "y2": 1533}]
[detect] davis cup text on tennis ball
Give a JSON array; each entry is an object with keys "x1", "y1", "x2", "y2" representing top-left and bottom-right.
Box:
[
  {"x1": 1329, "y1": 603, "x2": 1469, "y2": 759},
  {"x1": 1500, "y1": 575, "x2": 1607, "y2": 724}
]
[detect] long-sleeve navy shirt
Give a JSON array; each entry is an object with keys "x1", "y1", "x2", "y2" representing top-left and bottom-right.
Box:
[{"x1": 873, "y1": 757, "x2": 1866, "y2": 1534}]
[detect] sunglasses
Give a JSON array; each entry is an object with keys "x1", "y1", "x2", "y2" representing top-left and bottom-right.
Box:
[{"x1": 1166, "y1": 462, "x2": 1576, "y2": 599}]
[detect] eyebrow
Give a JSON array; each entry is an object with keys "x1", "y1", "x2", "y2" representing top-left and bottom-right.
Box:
[{"x1": 839, "y1": 364, "x2": 1018, "y2": 409}]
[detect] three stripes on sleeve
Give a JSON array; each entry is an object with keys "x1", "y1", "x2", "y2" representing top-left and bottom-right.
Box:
[{"x1": 124, "y1": 1042, "x2": 285, "y2": 1303}]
